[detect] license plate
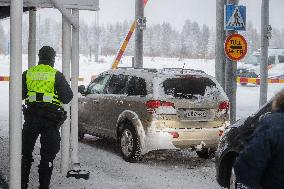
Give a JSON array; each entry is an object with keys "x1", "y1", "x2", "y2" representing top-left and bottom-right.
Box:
[{"x1": 185, "y1": 110, "x2": 207, "y2": 118}]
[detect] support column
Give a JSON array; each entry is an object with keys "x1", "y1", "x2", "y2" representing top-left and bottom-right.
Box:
[
  {"x1": 9, "y1": 0, "x2": 23, "y2": 188},
  {"x1": 225, "y1": 0, "x2": 239, "y2": 124},
  {"x1": 215, "y1": 0, "x2": 226, "y2": 88},
  {"x1": 61, "y1": 13, "x2": 72, "y2": 175},
  {"x1": 71, "y1": 9, "x2": 80, "y2": 165},
  {"x1": 28, "y1": 9, "x2": 37, "y2": 68},
  {"x1": 259, "y1": 0, "x2": 269, "y2": 106},
  {"x1": 95, "y1": 11, "x2": 100, "y2": 62},
  {"x1": 134, "y1": 0, "x2": 144, "y2": 68}
]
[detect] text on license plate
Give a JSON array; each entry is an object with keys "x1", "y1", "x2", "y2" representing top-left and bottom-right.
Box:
[{"x1": 185, "y1": 110, "x2": 207, "y2": 118}]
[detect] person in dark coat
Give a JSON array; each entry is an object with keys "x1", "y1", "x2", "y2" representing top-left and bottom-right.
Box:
[
  {"x1": 21, "y1": 46, "x2": 73, "y2": 189},
  {"x1": 234, "y1": 89, "x2": 284, "y2": 189}
]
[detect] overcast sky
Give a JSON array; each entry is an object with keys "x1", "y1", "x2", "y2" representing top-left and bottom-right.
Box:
[
  {"x1": 80, "y1": 0, "x2": 284, "y2": 32},
  {"x1": 1, "y1": 0, "x2": 284, "y2": 33}
]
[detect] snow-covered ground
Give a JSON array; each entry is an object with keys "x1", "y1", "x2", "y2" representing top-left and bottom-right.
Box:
[{"x1": 0, "y1": 55, "x2": 283, "y2": 189}]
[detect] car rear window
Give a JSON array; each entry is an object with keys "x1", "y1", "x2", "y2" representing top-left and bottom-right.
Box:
[{"x1": 163, "y1": 76, "x2": 217, "y2": 99}]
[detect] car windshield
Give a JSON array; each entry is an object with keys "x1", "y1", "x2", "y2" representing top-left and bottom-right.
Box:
[
  {"x1": 245, "y1": 55, "x2": 261, "y2": 65},
  {"x1": 163, "y1": 76, "x2": 217, "y2": 100}
]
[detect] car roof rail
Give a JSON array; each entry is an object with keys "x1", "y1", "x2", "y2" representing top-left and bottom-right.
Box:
[
  {"x1": 116, "y1": 67, "x2": 158, "y2": 73},
  {"x1": 162, "y1": 68, "x2": 206, "y2": 74}
]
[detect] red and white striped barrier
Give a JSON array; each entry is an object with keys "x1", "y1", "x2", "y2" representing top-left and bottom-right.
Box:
[
  {"x1": 0, "y1": 76, "x2": 9, "y2": 81},
  {"x1": 237, "y1": 77, "x2": 284, "y2": 84}
]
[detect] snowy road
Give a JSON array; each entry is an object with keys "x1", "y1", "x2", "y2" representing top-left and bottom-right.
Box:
[
  {"x1": 0, "y1": 135, "x2": 221, "y2": 189},
  {"x1": 1, "y1": 56, "x2": 283, "y2": 188}
]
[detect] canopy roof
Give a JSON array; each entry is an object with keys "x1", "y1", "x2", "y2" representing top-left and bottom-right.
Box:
[
  {"x1": 0, "y1": 6, "x2": 32, "y2": 19},
  {"x1": 0, "y1": 0, "x2": 99, "y2": 19}
]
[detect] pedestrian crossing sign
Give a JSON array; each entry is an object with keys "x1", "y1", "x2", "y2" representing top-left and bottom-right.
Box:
[{"x1": 225, "y1": 4, "x2": 246, "y2": 31}]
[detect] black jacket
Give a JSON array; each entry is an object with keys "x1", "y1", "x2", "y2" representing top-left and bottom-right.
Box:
[
  {"x1": 22, "y1": 63, "x2": 73, "y2": 109},
  {"x1": 234, "y1": 111, "x2": 284, "y2": 189}
]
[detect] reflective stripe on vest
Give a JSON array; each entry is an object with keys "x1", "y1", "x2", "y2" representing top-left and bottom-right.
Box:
[{"x1": 25, "y1": 64, "x2": 62, "y2": 106}]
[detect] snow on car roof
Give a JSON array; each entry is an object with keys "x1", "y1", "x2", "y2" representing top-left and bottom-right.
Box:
[{"x1": 102, "y1": 67, "x2": 210, "y2": 81}]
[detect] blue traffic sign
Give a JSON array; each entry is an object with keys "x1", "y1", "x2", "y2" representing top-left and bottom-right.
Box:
[{"x1": 225, "y1": 4, "x2": 246, "y2": 31}]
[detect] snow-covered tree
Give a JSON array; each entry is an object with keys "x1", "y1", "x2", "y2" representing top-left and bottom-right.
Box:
[
  {"x1": 79, "y1": 20, "x2": 91, "y2": 55},
  {"x1": 160, "y1": 22, "x2": 172, "y2": 57},
  {"x1": 181, "y1": 20, "x2": 193, "y2": 58},
  {"x1": 198, "y1": 25, "x2": 210, "y2": 58},
  {"x1": 190, "y1": 21, "x2": 201, "y2": 58},
  {"x1": 207, "y1": 27, "x2": 215, "y2": 59},
  {"x1": 243, "y1": 21, "x2": 260, "y2": 54},
  {"x1": 270, "y1": 28, "x2": 284, "y2": 49},
  {"x1": 144, "y1": 25, "x2": 155, "y2": 58}
]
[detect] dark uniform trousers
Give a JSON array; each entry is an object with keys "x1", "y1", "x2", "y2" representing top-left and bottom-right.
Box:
[{"x1": 22, "y1": 110, "x2": 61, "y2": 189}]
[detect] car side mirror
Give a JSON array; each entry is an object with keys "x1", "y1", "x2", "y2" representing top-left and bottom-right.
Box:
[{"x1": 78, "y1": 85, "x2": 86, "y2": 95}]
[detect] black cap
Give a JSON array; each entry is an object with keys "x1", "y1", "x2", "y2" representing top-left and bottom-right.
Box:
[{"x1": 38, "y1": 46, "x2": 56, "y2": 67}]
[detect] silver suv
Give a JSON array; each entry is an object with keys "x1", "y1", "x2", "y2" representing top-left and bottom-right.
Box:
[{"x1": 78, "y1": 68, "x2": 229, "y2": 162}]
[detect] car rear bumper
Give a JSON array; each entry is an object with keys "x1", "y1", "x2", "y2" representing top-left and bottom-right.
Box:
[
  {"x1": 173, "y1": 128, "x2": 222, "y2": 148},
  {"x1": 141, "y1": 126, "x2": 224, "y2": 154}
]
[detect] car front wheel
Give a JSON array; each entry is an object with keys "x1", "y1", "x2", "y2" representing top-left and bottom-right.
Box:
[{"x1": 119, "y1": 123, "x2": 141, "y2": 162}]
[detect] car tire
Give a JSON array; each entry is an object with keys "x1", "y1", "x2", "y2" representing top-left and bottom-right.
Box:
[
  {"x1": 229, "y1": 162, "x2": 247, "y2": 189},
  {"x1": 78, "y1": 131, "x2": 85, "y2": 141},
  {"x1": 196, "y1": 148, "x2": 215, "y2": 159},
  {"x1": 119, "y1": 123, "x2": 142, "y2": 163}
]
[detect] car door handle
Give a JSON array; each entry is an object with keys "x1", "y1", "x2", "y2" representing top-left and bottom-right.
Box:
[{"x1": 115, "y1": 100, "x2": 124, "y2": 104}]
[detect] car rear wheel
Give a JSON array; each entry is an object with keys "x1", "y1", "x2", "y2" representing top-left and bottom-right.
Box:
[
  {"x1": 119, "y1": 123, "x2": 141, "y2": 162},
  {"x1": 196, "y1": 148, "x2": 215, "y2": 159}
]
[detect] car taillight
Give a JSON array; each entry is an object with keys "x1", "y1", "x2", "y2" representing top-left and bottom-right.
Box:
[
  {"x1": 146, "y1": 100, "x2": 175, "y2": 114},
  {"x1": 219, "y1": 101, "x2": 230, "y2": 111},
  {"x1": 219, "y1": 130, "x2": 224, "y2": 137},
  {"x1": 168, "y1": 132, "x2": 179, "y2": 138},
  {"x1": 145, "y1": 100, "x2": 161, "y2": 109}
]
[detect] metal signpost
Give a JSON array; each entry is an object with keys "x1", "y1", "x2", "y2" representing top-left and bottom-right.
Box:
[
  {"x1": 259, "y1": 0, "x2": 270, "y2": 107},
  {"x1": 215, "y1": 0, "x2": 226, "y2": 89},
  {"x1": 224, "y1": 0, "x2": 246, "y2": 124},
  {"x1": 134, "y1": 0, "x2": 146, "y2": 68}
]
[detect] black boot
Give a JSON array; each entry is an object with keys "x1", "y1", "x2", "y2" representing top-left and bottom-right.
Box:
[
  {"x1": 21, "y1": 158, "x2": 33, "y2": 189},
  {"x1": 38, "y1": 161, "x2": 53, "y2": 189}
]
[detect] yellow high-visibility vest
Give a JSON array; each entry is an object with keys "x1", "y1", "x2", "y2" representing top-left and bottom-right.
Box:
[{"x1": 26, "y1": 64, "x2": 62, "y2": 106}]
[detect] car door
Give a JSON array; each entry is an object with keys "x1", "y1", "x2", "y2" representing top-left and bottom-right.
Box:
[
  {"x1": 100, "y1": 74, "x2": 129, "y2": 138},
  {"x1": 123, "y1": 76, "x2": 149, "y2": 124},
  {"x1": 79, "y1": 74, "x2": 111, "y2": 136}
]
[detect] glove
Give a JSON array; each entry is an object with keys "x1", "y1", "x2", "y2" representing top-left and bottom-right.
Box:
[{"x1": 56, "y1": 108, "x2": 67, "y2": 128}]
